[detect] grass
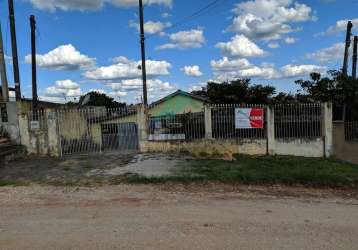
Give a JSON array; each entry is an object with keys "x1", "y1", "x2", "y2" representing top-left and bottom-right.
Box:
[
  {"x1": 126, "y1": 155, "x2": 358, "y2": 188},
  {"x1": 0, "y1": 179, "x2": 28, "y2": 187},
  {"x1": 1, "y1": 155, "x2": 357, "y2": 188}
]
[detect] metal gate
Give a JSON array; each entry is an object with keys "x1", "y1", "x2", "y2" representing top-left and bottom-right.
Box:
[
  {"x1": 57, "y1": 108, "x2": 139, "y2": 156},
  {"x1": 101, "y1": 123, "x2": 139, "y2": 151}
]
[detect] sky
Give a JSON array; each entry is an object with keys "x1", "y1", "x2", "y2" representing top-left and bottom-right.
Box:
[{"x1": 0, "y1": 0, "x2": 357, "y2": 104}]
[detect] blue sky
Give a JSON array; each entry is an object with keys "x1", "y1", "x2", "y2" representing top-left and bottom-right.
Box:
[{"x1": 0, "y1": 0, "x2": 357, "y2": 103}]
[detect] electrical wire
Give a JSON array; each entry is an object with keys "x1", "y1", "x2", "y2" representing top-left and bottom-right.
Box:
[{"x1": 146, "y1": 0, "x2": 228, "y2": 40}]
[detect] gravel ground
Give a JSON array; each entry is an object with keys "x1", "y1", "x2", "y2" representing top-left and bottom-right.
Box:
[
  {"x1": 0, "y1": 184, "x2": 358, "y2": 250},
  {"x1": 0, "y1": 153, "x2": 191, "y2": 185}
]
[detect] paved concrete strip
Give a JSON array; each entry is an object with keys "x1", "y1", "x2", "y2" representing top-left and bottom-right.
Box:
[{"x1": 0, "y1": 185, "x2": 357, "y2": 250}]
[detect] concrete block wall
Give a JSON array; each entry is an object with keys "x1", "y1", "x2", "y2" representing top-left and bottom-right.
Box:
[
  {"x1": 332, "y1": 122, "x2": 358, "y2": 164},
  {"x1": 142, "y1": 139, "x2": 267, "y2": 157},
  {"x1": 1, "y1": 102, "x2": 334, "y2": 159},
  {"x1": 17, "y1": 109, "x2": 60, "y2": 156},
  {"x1": 140, "y1": 103, "x2": 334, "y2": 159},
  {"x1": 265, "y1": 103, "x2": 333, "y2": 158},
  {"x1": 0, "y1": 102, "x2": 21, "y2": 144}
]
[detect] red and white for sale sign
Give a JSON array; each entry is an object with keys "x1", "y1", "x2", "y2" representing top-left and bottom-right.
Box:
[{"x1": 235, "y1": 108, "x2": 264, "y2": 129}]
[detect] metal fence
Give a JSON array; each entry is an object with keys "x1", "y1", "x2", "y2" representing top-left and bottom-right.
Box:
[
  {"x1": 148, "y1": 112, "x2": 205, "y2": 141},
  {"x1": 55, "y1": 107, "x2": 138, "y2": 156},
  {"x1": 147, "y1": 103, "x2": 324, "y2": 141},
  {"x1": 342, "y1": 105, "x2": 358, "y2": 141},
  {"x1": 345, "y1": 121, "x2": 358, "y2": 141},
  {"x1": 274, "y1": 103, "x2": 322, "y2": 139},
  {"x1": 210, "y1": 104, "x2": 266, "y2": 139},
  {"x1": 23, "y1": 102, "x2": 332, "y2": 156}
]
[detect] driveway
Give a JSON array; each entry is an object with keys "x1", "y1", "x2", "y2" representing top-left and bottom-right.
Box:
[
  {"x1": 0, "y1": 184, "x2": 357, "y2": 250},
  {"x1": 0, "y1": 153, "x2": 192, "y2": 186}
]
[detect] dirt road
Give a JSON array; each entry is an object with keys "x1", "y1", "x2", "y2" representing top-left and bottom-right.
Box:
[{"x1": 0, "y1": 185, "x2": 357, "y2": 250}]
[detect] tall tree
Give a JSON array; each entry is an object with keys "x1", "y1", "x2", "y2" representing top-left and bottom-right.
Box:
[
  {"x1": 77, "y1": 91, "x2": 126, "y2": 109},
  {"x1": 296, "y1": 70, "x2": 358, "y2": 119},
  {"x1": 295, "y1": 70, "x2": 358, "y2": 106},
  {"x1": 192, "y1": 79, "x2": 276, "y2": 104}
]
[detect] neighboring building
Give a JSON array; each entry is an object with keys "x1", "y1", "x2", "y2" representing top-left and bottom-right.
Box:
[
  {"x1": 18, "y1": 98, "x2": 63, "y2": 113},
  {"x1": 90, "y1": 89, "x2": 208, "y2": 125},
  {"x1": 92, "y1": 90, "x2": 209, "y2": 143}
]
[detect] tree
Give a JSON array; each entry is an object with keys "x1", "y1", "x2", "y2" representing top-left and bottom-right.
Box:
[
  {"x1": 192, "y1": 79, "x2": 276, "y2": 104},
  {"x1": 77, "y1": 91, "x2": 126, "y2": 109},
  {"x1": 295, "y1": 70, "x2": 358, "y2": 106},
  {"x1": 296, "y1": 70, "x2": 358, "y2": 119}
]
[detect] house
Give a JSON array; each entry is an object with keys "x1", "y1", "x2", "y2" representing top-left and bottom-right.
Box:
[{"x1": 76, "y1": 90, "x2": 210, "y2": 150}]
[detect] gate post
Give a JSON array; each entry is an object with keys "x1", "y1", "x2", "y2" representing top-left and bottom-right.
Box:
[
  {"x1": 137, "y1": 104, "x2": 148, "y2": 152},
  {"x1": 322, "y1": 102, "x2": 333, "y2": 158},
  {"x1": 47, "y1": 111, "x2": 60, "y2": 157},
  {"x1": 266, "y1": 106, "x2": 275, "y2": 155},
  {"x1": 204, "y1": 105, "x2": 213, "y2": 139}
]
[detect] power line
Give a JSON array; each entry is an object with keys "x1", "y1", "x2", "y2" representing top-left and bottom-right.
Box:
[
  {"x1": 146, "y1": 0, "x2": 228, "y2": 40},
  {"x1": 170, "y1": 0, "x2": 226, "y2": 30}
]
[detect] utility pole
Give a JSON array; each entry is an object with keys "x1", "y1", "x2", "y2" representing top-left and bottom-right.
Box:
[
  {"x1": 30, "y1": 15, "x2": 38, "y2": 117},
  {"x1": 138, "y1": 0, "x2": 148, "y2": 107},
  {"x1": 8, "y1": 0, "x2": 21, "y2": 101},
  {"x1": 0, "y1": 22, "x2": 9, "y2": 102},
  {"x1": 353, "y1": 36, "x2": 358, "y2": 79},
  {"x1": 343, "y1": 21, "x2": 353, "y2": 76}
]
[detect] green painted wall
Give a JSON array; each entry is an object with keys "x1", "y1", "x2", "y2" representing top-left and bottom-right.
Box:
[
  {"x1": 91, "y1": 93, "x2": 205, "y2": 130},
  {"x1": 149, "y1": 94, "x2": 204, "y2": 116}
]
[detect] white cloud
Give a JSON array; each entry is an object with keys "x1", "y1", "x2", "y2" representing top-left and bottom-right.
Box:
[
  {"x1": 55, "y1": 79, "x2": 80, "y2": 89},
  {"x1": 181, "y1": 65, "x2": 203, "y2": 77},
  {"x1": 211, "y1": 57, "x2": 325, "y2": 81},
  {"x1": 109, "y1": 91, "x2": 128, "y2": 98},
  {"x1": 28, "y1": 0, "x2": 172, "y2": 12},
  {"x1": 39, "y1": 96, "x2": 68, "y2": 104},
  {"x1": 211, "y1": 57, "x2": 251, "y2": 73},
  {"x1": 268, "y1": 42, "x2": 280, "y2": 49},
  {"x1": 319, "y1": 18, "x2": 358, "y2": 36},
  {"x1": 216, "y1": 35, "x2": 266, "y2": 58},
  {"x1": 129, "y1": 20, "x2": 171, "y2": 35},
  {"x1": 280, "y1": 64, "x2": 326, "y2": 78},
  {"x1": 25, "y1": 44, "x2": 95, "y2": 71},
  {"x1": 108, "y1": 78, "x2": 176, "y2": 103},
  {"x1": 156, "y1": 29, "x2": 205, "y2": 50},
  {"x1": 228, "y1": 0, "x2": 315, "y2": 41},
  {"x1": 111, "y1": 56, "x2": 131, "y2": 64},
  {"x1": 238, "y1": 64, "x2": 278, "y2": 79},
  {"x1": 84, "y1": 57, "x2": 171, "y2": 80},
  {"x1": 89, "y1": 89, "x2": 107, "y2": 94},
  {"x1": 229, "y1": 13, "x2": 294, "y2": 41},
  {"x1": 4, "y1": 54, "x2": 12, "y2": 61},
  {"x1": 211, "y1": 57, "x2": 278, "y2": 81},
  {"x1": 188, "y1": 82, "x2": 206, "y2": 92},
  {"x1": 110, "y1": 79, "x2": 175, "y2": 92},
  {"x1": 44, "y1": 80, "x2": 81, "y2": 98},
  {"x1": 161, "y1": 12, "x2": 171, "y2": 18},
  {"x1": 305, "y1": 43, "x2": 345, "y2": 64},
  {"x1": 284, "y1": 37, "x2": 297, "y2": 44}
]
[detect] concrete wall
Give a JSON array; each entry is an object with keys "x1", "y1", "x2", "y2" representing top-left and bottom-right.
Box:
[
  {"x1": 139, "y1": 103, "x2": 334, "y2": 159},
  {"x1": 141, "y1": 138, "x2": 325, "y2": 158},
  {"x1": 18, "y1": 112, "x2": 49, "y2": 155},
  {"x1": 333, "y1": 122, "x2": 358, "y2": 164},
  {"x1": 265, "y1": 104, "x2": 332, "y2": 158},
  {"x1": 141, "y1": 139, "x2": 267, "y2": 159},
  {"x1": 271, "y1": 138, "x2": 324, "y2": 158},
  {"x1": 0, "y1": 102, "x2": 21, "y2": 144},
  {"x1": 8, "y1": 101, "x2": 339, "y2": 160}
]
